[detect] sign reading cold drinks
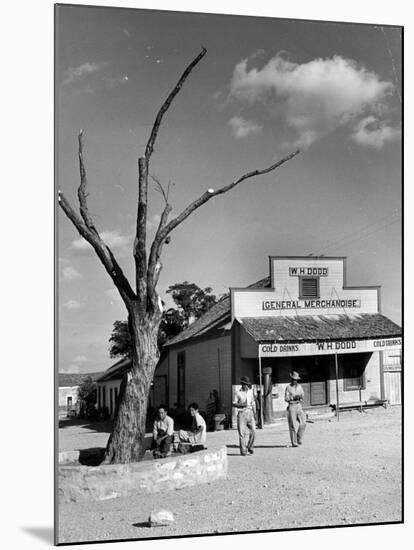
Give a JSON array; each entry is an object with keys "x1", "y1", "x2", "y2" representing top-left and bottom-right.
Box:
[{"x1": 259, "y1": 338, "x2": 402, "y2": 357}]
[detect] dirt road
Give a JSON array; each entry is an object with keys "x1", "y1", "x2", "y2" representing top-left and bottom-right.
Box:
[{"x1": 58, "y1": 406, "x2": 402, "y2": 544}]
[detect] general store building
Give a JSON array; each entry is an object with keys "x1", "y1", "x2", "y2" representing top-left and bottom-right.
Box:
[{"x1": 157, "y1": 256, "x2": 402, "y2": 426}]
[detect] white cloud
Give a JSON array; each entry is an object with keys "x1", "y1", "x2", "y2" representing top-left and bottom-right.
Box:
[
  {"x1": 72, "y1": 229, "x2": 132, "y2": 253},
  {"x1": 73, "y1": 355, "x2": 87, "y2": 363},
  {"x1": 104, "y1": 288, "x2": 122, "y2": 304},
  {"x1": 147, "y1": 214, "x2": 161, "y2": 231},
  {"x1": 62, "y1": 62, "x2": 128, "y2": 93},
  {"x1": 230, "y1": 54, "x2": 396, "y2": 149},
  {"x1": 62, "y1": 62, "x2": 103, "y2": 86},
  {"x1": 63, "y1": 299, "x2": 82, "y2": 310},
  {"x1": 62, "y1": 266, "x2": 82, "y2": 281},
  {"x1": 105, "y1": 75, "x2": 129, "y2": 89},
  {"x1": 350, "y1": 116, "x2": 401, "y2": 149},
  {"x1": 228, "y1": 116, "x2": 263, "y2": 139}
]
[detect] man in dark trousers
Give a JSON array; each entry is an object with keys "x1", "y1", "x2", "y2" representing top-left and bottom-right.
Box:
[{"x1": 284, "y1": 371, "x2": 306, "y2": 447}]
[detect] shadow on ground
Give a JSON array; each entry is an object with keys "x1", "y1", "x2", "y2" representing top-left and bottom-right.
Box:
[
  {"x1": 21, "y1": 527, "x2": 54, "y2": 544},
  {"x1": 226, "y1": 444, "x2": 287, "y2": 449},
  {"x1": 59, "y1": 419, "x2": 114, "y2": 432}
]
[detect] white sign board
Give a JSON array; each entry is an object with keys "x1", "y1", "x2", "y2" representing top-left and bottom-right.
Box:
[{"x1": 259, "y1": 337, "x2": 402, "y2": 357}]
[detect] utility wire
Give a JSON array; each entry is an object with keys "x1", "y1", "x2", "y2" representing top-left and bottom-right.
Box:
[{"x1": 319, "y1": 209, "x2": 400, "y2": 253}]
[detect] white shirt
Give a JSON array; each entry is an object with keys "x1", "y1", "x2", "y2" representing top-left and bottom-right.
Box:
[
  {"x1": 192, "y1": 412, "x2": 207, "y2": 445},
  {"x1": 233, "y1": 387, "x2": 256, "y2": 412},
  {"x1": 285, "y1": 383, "x2": 304, "y2": 404},
  {"x1": 153, "y1": 415, "x2": 174, "y2": 438}
]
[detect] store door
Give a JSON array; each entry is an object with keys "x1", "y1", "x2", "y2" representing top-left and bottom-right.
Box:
[{"x1": 295, "y1": 358, "x2": 328, "y2": 407}]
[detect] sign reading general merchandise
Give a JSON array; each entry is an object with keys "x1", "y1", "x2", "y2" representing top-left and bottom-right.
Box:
[
  {"x1": 262, "y1": 299, "x2": 361, "y2": 311},
  {"x1": 259, "y1": 337, "x2": 402, "y2": 357}
]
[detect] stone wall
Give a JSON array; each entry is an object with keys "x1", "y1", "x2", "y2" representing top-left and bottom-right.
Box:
[{"x1": 59, "y1": 445, "x2": 227, "y2": 504}]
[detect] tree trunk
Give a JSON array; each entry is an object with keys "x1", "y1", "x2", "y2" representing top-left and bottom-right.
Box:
[{"x1": 103, "y1": 310, "x2": 161, "y2": 464}]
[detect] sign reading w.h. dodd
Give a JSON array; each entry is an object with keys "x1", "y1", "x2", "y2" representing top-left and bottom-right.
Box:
[
  {"x1": 259, "y1": 338, "x2": 402, "y2": 357},
  {"x1": 289, "y1": 267, "x2": 329, "y2": 276}
]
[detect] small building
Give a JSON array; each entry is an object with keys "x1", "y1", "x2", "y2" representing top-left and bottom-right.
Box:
[
  {"x1": 95, "y1": 354, "x2": 169, "y2": 420},
  {"x1": 158, "y1": 256, "x2": 402, "y2": 426},
  {"x1": 95, "y1": 357, "x2": 129, "y2": 419},
  {"x1": 58, "y1": 372, "x2": 103, "y2": 418}
]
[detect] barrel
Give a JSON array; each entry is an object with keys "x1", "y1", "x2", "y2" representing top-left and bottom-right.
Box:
[{"x1": 214, "y1": 413, "x2": 226, "y2": 431}]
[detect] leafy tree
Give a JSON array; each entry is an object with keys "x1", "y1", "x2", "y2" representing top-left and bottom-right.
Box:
[
  {"x1": 109, "y1": 320, "x2": 132, "y2": 359},
  {"x1": 109, "y1": 282, "x2": 218, "y2": 356},
  {"x1": 77, "y1": 376, "x2": 97, "y2": 419},
  {"x1": 166, "y1": 281, "x2": 217, "y2": 325},
  {"x1": 58, "y1": 48, "x2": 299, "y2": 463}
]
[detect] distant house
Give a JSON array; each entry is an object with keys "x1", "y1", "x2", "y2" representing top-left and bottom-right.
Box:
[
  {"x1": 58, "y1": 372, "x2": 103, "y2": 418},
  {"x1": 95, "y1": 354, "x2": 168, "y2": 420}
]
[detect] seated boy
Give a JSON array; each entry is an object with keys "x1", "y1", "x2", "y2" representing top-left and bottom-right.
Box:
[
  {"x1": 178, "y1": 402, "x2": 207, "y2": 450},
  {"x1": 152, "y1": 405, "x2": 174, "y2": 458}
]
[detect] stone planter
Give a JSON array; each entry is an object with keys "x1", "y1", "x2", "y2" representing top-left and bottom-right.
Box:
[{"x1": 59, "y1": 445, "x2": 227, "y2": 503}]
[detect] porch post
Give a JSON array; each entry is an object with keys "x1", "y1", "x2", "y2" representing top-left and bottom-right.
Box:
[
  {"x1": 335, "y1": 353, "x2": 340, "y2": 421},
  {"x1": 258, "y1": 346, "x2": 264, "y2": 428}
]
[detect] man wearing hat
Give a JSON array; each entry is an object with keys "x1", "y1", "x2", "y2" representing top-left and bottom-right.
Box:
[
  {"x1": 285, "y1": 371, "x2": 306, "y2": 447},
  {"x1": 232, "y1": 376, "x2": 256, "y2": 456}
]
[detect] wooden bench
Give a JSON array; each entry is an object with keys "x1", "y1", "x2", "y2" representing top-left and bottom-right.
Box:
[{"x1": 331, "y1": 399, "x2": 388, "y2": 413}]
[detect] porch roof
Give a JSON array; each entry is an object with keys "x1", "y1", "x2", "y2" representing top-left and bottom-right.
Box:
[
  {"x1": 237, "y1": 313, "x2": 402, "y2": 343},
  {"x1": 95, "y1": 357, "x2": 131, "y2": 383}
]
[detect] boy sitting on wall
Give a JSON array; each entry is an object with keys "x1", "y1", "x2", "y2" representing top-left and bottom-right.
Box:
[
  {"x1": 178, "y1": 402, "x2": 207, "y2": 452},
  {"x1": 152, "y1": 405, "x2": 174, "y2": 458}
]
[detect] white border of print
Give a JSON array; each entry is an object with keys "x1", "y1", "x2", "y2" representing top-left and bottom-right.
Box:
[{"x1": 2, "y1": 1, "x2": 410, "y2": 550}]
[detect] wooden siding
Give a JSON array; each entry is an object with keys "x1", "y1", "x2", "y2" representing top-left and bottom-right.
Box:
[
  {"x1": 168, "y1": 335, "x2": 232, "y2": 416},
  {"x1": 384, "y1": 372, "x2": 401, "y2": 405},
  {"x1": 233, "y1": 257, "x2": 379, "y2": 319}
]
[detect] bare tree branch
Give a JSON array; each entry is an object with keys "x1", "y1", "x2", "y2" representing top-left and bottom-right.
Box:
[
  {"x1": 159, "y1": 149, "x2": 300, "y2": 241},
  {"x1": 58, "y1": 191, "x2": 136, "y2": 304},
  {"x1": 147, "y1": 202, "x2": 173, "y2": 308},
  {"x1": 150, "y1": 174, "x2": 170, "y2": 203},
  {"x1": 144, "y1": 47, "x2": 207, "y2": 162},
  {"x1": 76, "y1": 130, "x2": 97, "y2": 231},
  {"x1": 134, "y1": 48, "x2": 207, "y2": 307}
]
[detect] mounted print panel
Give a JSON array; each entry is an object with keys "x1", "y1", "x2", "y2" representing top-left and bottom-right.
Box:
[{"x1": 55, "y1": 3, "x2": 402, "y2": 545}]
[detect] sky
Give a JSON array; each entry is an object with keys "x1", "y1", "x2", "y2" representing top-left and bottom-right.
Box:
[{"x1": 56, "y1": 5, "x2": 402, "y2": 374}]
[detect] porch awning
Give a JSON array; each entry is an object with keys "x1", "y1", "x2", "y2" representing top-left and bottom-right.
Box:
[
  {"x1": 237, "y1": 314, "x2": 402, "y2": 358},
  {"x1": 237, "y1": 313, "x2": 401, "y2": 343}
]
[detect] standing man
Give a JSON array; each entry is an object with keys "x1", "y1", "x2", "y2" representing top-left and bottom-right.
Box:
[
  {"x1": 178, "y1": 402, "x2": 207, "y2": 449},
  {"x1": 285, "y1": 371, "x2": 306, "y2": 447},
  {"x1": 152, "y1": 405, "x2": 174, "y2": 458},
  {"x1": 233, "y1": 376, "x2": 256, "y2": 456}
]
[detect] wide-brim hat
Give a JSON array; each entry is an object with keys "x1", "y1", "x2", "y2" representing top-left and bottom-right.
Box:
[
  {"x1": 289, "y1": 371, "x2": 301, "y2": 381},
  {"x1": 240, "y1": 376, "x2": 251, "y2": 385}
]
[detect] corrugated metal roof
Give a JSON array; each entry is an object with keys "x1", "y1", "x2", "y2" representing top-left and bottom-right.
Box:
[
  {"x1": 95, "y1": 357, "x2": 131, "y2": 382},
  {"x1": 165, "y1": 276, "x2": 271, "y2": 347},
  {"x1": 237, "y1": 314, "x2": 402, "y2": 343}
]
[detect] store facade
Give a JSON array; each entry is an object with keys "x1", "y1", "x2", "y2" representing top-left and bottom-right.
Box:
[
  {"x1": 163, "y1": 256, "x2": 401, "y2": 427},
  {"x1": 231, "y1": 256, "x2": 401, "y2": 423}
]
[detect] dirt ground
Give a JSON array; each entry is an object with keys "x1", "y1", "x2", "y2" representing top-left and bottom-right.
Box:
[{"x1": 58, "y1": 406, "x2": 402, "y2": 544}]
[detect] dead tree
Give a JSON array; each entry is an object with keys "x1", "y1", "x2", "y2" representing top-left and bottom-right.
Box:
[{"x1": 58, "y1": 48, "x2": 300, "y2": 463}]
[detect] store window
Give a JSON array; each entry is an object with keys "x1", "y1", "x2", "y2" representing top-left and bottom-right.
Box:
[
  {"x1": 343, "y1": 365, "x2": 365, "y2": 391},
  {"x1": 299, "y1": 276, "x2": 319, "y2": 298}
]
